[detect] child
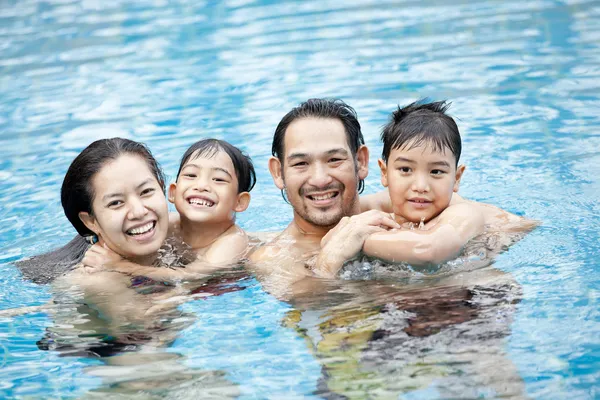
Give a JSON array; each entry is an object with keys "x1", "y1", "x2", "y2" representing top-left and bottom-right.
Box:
[
  {"x1": 83, "y1": 139, "x2": 256, "y2": 280},
  {"x1": 360, "y1": 100, "x2": 538, "y2": 266}
]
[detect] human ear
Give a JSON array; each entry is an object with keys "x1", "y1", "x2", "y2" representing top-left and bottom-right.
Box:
[
  {"x1": 168, "y1": 183, "x2": 177, "y2": 203},
  {"x1": 453, "y1": 165, "x2": 466, "y2": 192},
  {"x1": 234, "y1": 192, "x2": 251, "y2": 212},
  {"x1": 378, "y1": 159, "x2": 388, "y2": 187},
  {"x1": 79, "y1": 211, "x2": 99, "y2": 235},
  {"x1": 356, "y1": 145, "x2": 369, "y2": 180},
  {"x1": 268, "y1": 156, "x2": 285, "y2": 190}
]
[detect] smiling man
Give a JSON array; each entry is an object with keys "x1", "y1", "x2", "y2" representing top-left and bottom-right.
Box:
[{"x1": 250, "y1": 99, "x2": 398, "y2": 290}]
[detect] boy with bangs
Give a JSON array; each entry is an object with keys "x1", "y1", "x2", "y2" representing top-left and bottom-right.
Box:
[
  {"x1": 319, "y1": 100, "x2": 537, "y2": 273},
  {"x1": 84, "y1": 139, "x2": 256, "y2": 279}
]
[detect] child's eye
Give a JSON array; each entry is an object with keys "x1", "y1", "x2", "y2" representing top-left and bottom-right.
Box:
[
  {"x1": 431, "y1": 169, "x2": 446, "y2": 176},
  {"x1": 183, "y1": 173, "x2": 196, "y2": 178},
  {"x1": 398, "y1": 167, "x2": 411, "y2": 173},
  {"x1": 213, "y1": 177, "x2": 228, "y2": 183}
]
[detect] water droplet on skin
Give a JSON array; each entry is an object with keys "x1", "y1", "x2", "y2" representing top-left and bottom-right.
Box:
[{"x1": 418, "y1": 217, "x2": 425, "y2": 230}]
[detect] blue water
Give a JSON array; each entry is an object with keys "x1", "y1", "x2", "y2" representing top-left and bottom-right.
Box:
[{"x1": 1, "y1": 0, "x2": 599, "y2": 398}]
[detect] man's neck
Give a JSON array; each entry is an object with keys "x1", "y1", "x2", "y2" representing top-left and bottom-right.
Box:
[
  {"x1": 179, "y1": 217, "x2": 234, "y2": 250},
  {"x1": 289, "y1": 213, "x2": 333, "y2": 242}
]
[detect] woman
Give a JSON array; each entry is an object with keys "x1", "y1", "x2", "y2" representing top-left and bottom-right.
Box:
[{"x1": 9, "y1": 138, "x2": 185, "y2": 351}]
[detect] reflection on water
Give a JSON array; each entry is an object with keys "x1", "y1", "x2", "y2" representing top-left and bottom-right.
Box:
[{"x1": 288, "y1": 267, "x2": 524, "y2": 399}]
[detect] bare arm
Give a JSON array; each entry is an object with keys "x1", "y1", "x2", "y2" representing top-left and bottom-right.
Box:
[
  {"x1": 360, "y1": 189, "x2": 392, "y2": 213},
  {"x1": 363, "y1": 203, "x2": 485, "y2": 265},
  {"x1": 313, "y1": 211, "x2": 400, "y2": 278},
  {"x1": 203, "y1": 226, "x2": 250, "y2": 265}
]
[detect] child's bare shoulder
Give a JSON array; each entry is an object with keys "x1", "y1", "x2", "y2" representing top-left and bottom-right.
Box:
[{"x1": 203, "y1": 225, "x2": 250, "y2": 264}]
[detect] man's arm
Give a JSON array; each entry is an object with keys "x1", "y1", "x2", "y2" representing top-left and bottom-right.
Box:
[
  {"x1": 313, "y1": 210, "x2": 400, "y2": 278},
  {"x1": 363, "y1": 203, "x2": 485, "y2": 265}
]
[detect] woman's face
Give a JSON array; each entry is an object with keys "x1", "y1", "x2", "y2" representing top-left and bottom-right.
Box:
[{"x1": 79, "y1": 154, "x2": 169, "y2": 264}]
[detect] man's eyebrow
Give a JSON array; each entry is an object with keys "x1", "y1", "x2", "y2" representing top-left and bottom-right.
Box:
[
  {"x1": 325, "y1": 148, "x2": 349, "y2": 156},
  {"x1": 287, "y1": 152, "x2": 309, "y2": 161}
]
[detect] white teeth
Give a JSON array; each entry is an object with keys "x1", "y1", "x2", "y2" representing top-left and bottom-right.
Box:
[
  {"x1": 310, "y1": 193, "x2": 335, "y2": 201},
  {"x1": 128, "y1": 222, "x2": 153, "y2": 235},
  {"x1": 189, "y1": 198, "x2": 214, "y2": 207}
]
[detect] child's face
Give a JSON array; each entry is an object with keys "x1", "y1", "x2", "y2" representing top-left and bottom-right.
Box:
[
  {"x1": 379, "y1": 142, "x2": 465, "y2": 224},
  {"x1": 169, "y1": 150, "x2": 249, "y2": 225}
]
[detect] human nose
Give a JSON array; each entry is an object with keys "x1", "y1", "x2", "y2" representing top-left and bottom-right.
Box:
[
  {"x1": 193, "y1": 175, "x2": 211, "y2": 192},
  {"x1": 308, "y1": 162, "x2": 333, "y2": 188},
  {"x1": 128, "y1": 197, "x2": 149, "y2": 220},
  {"x1": 411, "y1": 172, "x2": 430, "y2": 193}
]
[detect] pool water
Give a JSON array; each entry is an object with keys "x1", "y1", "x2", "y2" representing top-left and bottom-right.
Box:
[{"x1": 1, "y1": 0, "x2": 599, "y2": 398}]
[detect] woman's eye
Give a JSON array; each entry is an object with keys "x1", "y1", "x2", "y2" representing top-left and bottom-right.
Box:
[
  {"x1": 141, "y1": 188, "x2": 155, "y2": 196},
  {"x1": 107, "y1": 200, "x2": 123, "y2": 207}
]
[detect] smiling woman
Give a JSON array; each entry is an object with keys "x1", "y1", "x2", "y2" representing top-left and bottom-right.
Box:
[{"x1": 16, "y1": 138, "x2": 170, "y2": 283}]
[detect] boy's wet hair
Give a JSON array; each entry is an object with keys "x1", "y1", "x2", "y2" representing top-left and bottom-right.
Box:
[
  {"x1": 381, "y1": 100, "x2": 461, "y2": 166},
  {"x1": 272, "y1": 98, "x2": 366, "y2": 193},
  {"x1": 177, "y1": 139, "x2": 256, "y2": 193}
]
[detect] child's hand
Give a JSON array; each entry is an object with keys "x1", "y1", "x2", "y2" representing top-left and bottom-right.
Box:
[{"x1": 82, "y1": 243, "x2": 123, "y2": 271}]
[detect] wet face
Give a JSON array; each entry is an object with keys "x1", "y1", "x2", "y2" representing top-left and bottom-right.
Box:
[
  {"x1": 270, "y1": 117, "x2": 368, "y2": 228},
  {"x1": 169, "y1": 150, "x2": 248, "y2": 225},
  {"x1": 380, "y1": 142, "x2": 464, "y2": 224},
  {"x1": 81, "y1": 154, "x2": 169, "y2": 263}
]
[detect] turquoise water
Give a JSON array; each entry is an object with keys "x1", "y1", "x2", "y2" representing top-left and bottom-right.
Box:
[{"x1": 1, "y1": 0, "x2": 599, "y2": 398}]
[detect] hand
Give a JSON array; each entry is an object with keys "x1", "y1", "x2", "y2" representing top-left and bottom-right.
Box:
[
  {"x1": 315, "y1": 210, "x2": 400, "y2": 277},
  {"x1": 82, "y1": 243, "x2": 123, "y2": 272}
]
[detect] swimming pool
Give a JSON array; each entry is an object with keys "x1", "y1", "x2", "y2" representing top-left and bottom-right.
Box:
[{"x1": 1, "y1": 0, "x2": 599, "y2": 398}]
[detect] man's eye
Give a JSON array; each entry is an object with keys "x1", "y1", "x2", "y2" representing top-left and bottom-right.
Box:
[
  {"x1": 292, "y1": 162, "x2": 308, "y2": 167},
  {"x1": 329, "y1": 158, "x2": 343, "y2": 163}
]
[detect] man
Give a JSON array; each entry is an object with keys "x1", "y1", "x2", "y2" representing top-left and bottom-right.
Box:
[{"x1": 250, "y1": 98, "x2": 398, "y2": 290}]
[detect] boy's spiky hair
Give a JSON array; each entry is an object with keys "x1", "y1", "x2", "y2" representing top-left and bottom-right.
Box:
[{"x1": 381, "y1": 99, "x2": 461, "y2": 165}]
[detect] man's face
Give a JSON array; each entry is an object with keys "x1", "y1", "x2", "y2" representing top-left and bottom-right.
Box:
[{"x1": 272, "y1": 117, "x2": 368, "y2": 228}]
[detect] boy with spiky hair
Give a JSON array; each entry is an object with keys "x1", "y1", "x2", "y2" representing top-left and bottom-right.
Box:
[{"x1": 323, "y1": 100, "x2": 537, "y2": 270}]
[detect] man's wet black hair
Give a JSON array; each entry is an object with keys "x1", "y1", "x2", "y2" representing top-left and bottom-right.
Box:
[
  {"x1": 381, "y1": 99, "x2": 461, "y2": 166},
  {"x1": 177, "y1": 139, "x2": 256, "y2": 193},
  {"x1": 272, "y1": 98, "x2": 366, "y2": 193},
  {"x1": 17, "y1": 138, "x2": 166, "y2": 284}
]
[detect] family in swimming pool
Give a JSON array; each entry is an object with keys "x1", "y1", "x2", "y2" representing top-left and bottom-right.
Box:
[{"x1": 18, "y1": 98, "x2": 538, "y2": 292}]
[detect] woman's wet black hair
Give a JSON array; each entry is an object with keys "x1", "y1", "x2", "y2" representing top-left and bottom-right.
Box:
[
  {"x1": 176, "y1": 139, "x2": 256, "y2": 193},
  {"x1": 381, "y1": 99, "x2": 462, "y2": 166},
  {"x1": 271, "y1": 98, "x2": 366, "y2": 194},
  {"x1": 16, "y1": 138, "x2": 165, "y2": 284}
]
